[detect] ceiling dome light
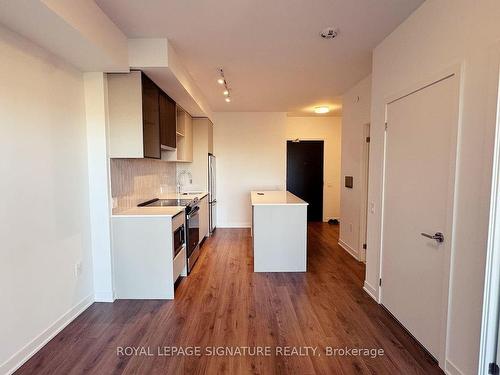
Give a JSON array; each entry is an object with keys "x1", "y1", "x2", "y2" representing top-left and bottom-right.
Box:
[
  {"x1": 225, "y1": 97, "x2": 231, "y2": 103},
  {"x1": 223, "y1": 90, "x2": 229, "y2": 96},
  {"x1": 314, "y1": 106, "x2": 330, "y2": 114},
  {"x1": 217, "y1": 78, "x2": 225, "y2": 85}
]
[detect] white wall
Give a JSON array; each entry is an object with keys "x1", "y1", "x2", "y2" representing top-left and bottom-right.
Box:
[
  {"x1": 83, "y1": 72, "x2": 114, "y2": 302},
  {"x1": 339, "y1": 76, "x2": 372, "y2": 260},
  {"x1": 366, "y1": 1, "x2": 500, "y2": 373},
  {"x1": 0, "y1": 26, "x2": 93, "y2": 373},
  {"x1": 214, "y1": 113, "x2": 287, "y2": 227},
  {"x1": 286, "y1": 116, "x2": 342, "y2": 221}
]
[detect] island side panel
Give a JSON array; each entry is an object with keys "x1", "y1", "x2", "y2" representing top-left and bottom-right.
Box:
[
  {"x1": 253, "y1": 204, "x2": 307, "y2": 272},
  {"x1": 112, "y1": 216, "x2": 174, "y2": 299}
]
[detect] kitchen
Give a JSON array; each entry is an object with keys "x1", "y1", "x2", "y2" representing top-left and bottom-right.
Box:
[
  {"x1": 78, "y1": 37, "x2": 337, "y2": 306},
  {"x1": 107, "y1": 70, "x2": 309, "y2": 299},
  {"x1": 107, "y1": 70, "x2": 218, "y2": 299}
]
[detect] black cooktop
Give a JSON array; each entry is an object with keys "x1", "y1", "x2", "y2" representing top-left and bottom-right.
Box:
[{"x1": 138, "y1": 198, "x2": 197, "y2": 207}]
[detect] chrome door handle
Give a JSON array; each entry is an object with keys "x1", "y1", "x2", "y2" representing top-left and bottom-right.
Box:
[{"x1": 420, "y1": 232, "x2": 444, "y2": 243}]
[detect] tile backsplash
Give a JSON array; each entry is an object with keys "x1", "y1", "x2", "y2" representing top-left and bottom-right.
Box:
[{"x1": 110, "y1": 158, "x2": 176, "y2": 208}]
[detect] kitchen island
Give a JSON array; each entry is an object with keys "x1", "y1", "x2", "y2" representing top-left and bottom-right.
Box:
[{"x1": 251, "y1": 191, "x2": 308, "y2": 272}]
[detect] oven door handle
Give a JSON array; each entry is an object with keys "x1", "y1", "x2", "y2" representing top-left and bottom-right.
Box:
[{"x1": 187, "y1": 206, "x2": 200, "y2": 219}]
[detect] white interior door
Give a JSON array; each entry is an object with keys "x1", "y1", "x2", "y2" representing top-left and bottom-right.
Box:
[{"x1": 381, "y1": 74, "x2": 460, "y2": 361}]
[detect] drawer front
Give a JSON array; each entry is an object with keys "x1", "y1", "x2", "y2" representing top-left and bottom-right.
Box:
[{"x1": 173, "y1": 246, "x2": 186, "y2": 282}]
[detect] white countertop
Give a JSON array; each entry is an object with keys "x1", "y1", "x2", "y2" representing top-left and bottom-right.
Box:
[
  {"x1": 112, "y1": 206, "x2": 184, "y2": 218},
  {"x1": 112, "y1": 191, "x2": 208, "y2": 218},
  {"x1": 251, "y1": 191, "x2": 308, "y2": 206}
]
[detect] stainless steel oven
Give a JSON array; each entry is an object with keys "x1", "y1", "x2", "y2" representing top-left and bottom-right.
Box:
[
  {"x1": 138, "y1": 197, "x2": 201, "y2": 274},
  {"x1": 185, "y1": 203, "x2": 200, "y2": 273}
]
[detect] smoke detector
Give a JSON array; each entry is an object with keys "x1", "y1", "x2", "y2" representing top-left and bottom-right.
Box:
[{"x1": 320, "y1": 27, "x2": 339, "y2": 39}]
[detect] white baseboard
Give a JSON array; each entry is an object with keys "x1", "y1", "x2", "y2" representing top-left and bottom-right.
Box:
[
  {"x1": 445, "y1": 359, "x2": 465, "y2": 375},
  {"x1": 94, "y1": 290, "x2": 115, "y2": 303},
  {"x1": 338, "y1": 239, "x2": 360, "y2": 261},
  {"x1": 0, "y1": 294, "x2": 94, "y2": 375},
  {"x1": 218, "y1": 222, "x2": 251, "y2": 228},
  {"x1": 363, "y1": 281, "x2": 379, "y2": 302}
]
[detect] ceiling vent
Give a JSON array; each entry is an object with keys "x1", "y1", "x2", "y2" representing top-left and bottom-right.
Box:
[{"x1": 320, "y1": 27, "x2": 338, "y2": 39}]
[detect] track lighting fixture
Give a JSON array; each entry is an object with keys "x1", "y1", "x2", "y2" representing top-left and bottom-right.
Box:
[{"x1": 217, "y1": 68, "x2": 232, "y2": 103}]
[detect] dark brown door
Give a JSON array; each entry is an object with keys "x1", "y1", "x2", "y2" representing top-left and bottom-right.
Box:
[
  {"x1": 159, "y1": 91, "x2": 177, "y2": 149},
  {"x1": 141, "y1": 73, "x2": 161, "y2": 159},
  {"x1": 287, "y1": 140, "x2": 324, "y2": 221}
]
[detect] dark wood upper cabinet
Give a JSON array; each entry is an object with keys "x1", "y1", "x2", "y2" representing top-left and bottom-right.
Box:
[
  {"x1": 159, "y1": 91, "x2": 177, "y2": 149},
  {"x1": 141, "y1": 73, "x2": 161, "y2": 159}
]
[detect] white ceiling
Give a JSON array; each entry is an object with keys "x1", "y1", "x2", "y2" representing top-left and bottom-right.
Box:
[{"x1": 96, "y1": 0, "x2": 424, "y2": 115}]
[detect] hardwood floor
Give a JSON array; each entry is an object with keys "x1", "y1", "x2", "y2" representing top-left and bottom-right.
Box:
[{"x1": 16, "y1": 223, "x2": 443, "y2": 374}]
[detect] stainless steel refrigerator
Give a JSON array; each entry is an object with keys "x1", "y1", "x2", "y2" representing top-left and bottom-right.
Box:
[{"x1": 208, "y1": 154, "x2": 216, "y2": 235}]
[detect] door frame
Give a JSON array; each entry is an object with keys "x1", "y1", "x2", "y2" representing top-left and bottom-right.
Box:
[
  {"x1": 285, "y1": 138, "x2": 326, "y2": 221},
  {"x1": 359, "y1": 123, "x2": 370, "y2": 262},
  {"x1": 378, "y1": 64, "x2": 464, "y2": 368},
  {"x1": 479, "y1": 49, "x2": 500, "y2": 375}
]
